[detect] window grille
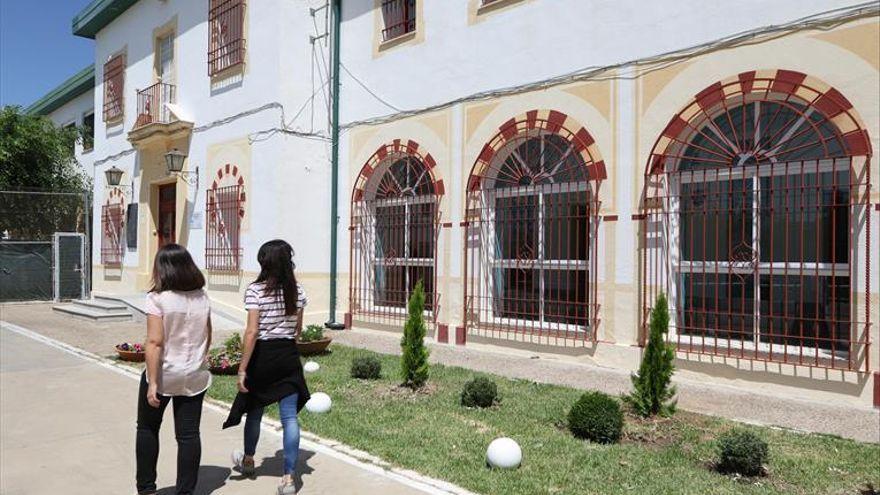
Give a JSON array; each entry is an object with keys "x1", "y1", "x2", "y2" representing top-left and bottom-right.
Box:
[
  {"x1": 209, "y1": 0, "x2": 246, "y2": 76},
  {"x1": 463, "y1": 113, "x2": 606, "y2": 346},
  {"x1": 350, "y1": 143, "x2": 441, "y2": 327},
  {"x1": 205, "y1": 184, "x2": 244, "y2": 271},
  {"x1": 101, "y1": 202, "x2": 124, "y2": 266},
  {"x1": 103, "y1": 54, "x2": 125, "y2": 122},
  {"x1": 642, "y1": 72, "x2": 872, "y2": 371},
  {"x1": 381, "y1": 0, "x2": 416, "y2": 41}
]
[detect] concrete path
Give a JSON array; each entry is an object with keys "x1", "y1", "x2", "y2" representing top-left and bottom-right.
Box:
[{"x1": 0, "y1": 327, "x2": 433, "y2": 495}]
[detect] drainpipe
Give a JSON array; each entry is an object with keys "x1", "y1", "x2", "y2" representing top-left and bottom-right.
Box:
[{"x1": 325, "y1": 0, "x2": 345, "y2": 330}]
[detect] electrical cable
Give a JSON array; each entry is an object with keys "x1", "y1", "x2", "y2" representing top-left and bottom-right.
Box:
[{"x1": 340, "y1": 2, "x2": 879, "y2": 129}]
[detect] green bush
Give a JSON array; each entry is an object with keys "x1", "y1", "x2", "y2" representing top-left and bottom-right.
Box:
[
  {"x1": 300, "y1": 324, "x2": 325, "y2": 343},
  {"x1": 625, "y1": 293, "x2": 677, "y2": 417},
  {"x1": 568, "y1": 391, "x2": 624, "y2": 444},
  {"x1": 461, "y1": 376, "x2": 498, "y2": 408},
  {"x1": 717, "y1": 430, "x2": 769, "y2": 477},
  {"x1": 400, "y1": 281, "x2": 429, "y2": 388},
  {"x1": 351, "y1": 356, "x2": 382, "y2": 380},
  {"x1": 223, "y1": 332, "x2": 242, "y2": 355}
]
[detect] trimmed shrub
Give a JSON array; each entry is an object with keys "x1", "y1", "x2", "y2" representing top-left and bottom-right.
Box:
[
  {"x1": 300, "y1": 324, "x2": 325, "y2": 343},
  {"x1": 625, "y1": 292, "x2": 677, "y2": 417},
  {"x1": 400, "y1": 281, "x2": 429, "y2": 388},
  {"x1": 461, "y1": 376, "x2": 498, "y2": 408},
  {"x1": 568, "y1": 391, "x2": 624, "y2": 444},
  {"x1": 717, "y1": 430, "x2": 769, "y2": 477},
  {"x1": 351, "y1": 356, "x2": 382, "y2": 380}
]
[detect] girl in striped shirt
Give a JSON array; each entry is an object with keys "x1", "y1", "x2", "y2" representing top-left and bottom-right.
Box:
[{"x1": 224, "y1": 239, "x2": 310, "y2": 494}]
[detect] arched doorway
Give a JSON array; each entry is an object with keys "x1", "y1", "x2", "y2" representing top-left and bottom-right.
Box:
[
  {"x1": 349, "y1": 140, "x2": 443, "y2": 327},
  {"x1": 463, "y1": 110, "x2": 606, "y2": 345},
  {"x1": 642, "y1": 70, "x2": 872, "y2": 371}
]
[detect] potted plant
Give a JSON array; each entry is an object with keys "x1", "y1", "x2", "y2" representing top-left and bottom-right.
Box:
[
  {"x1": 116, "y1": 342, "x2": 145, "y2": 362},
  {"x1": 297, "y1": 324, "x2": 332, "y2": 355},
  {"x1": 208, "y1": 333, "x2": 242, "y2": 375}
]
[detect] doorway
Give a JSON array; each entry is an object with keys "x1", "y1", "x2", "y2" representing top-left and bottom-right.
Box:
[{"x1": 158, "y1": 183, "x2": 176, "y2": 248}]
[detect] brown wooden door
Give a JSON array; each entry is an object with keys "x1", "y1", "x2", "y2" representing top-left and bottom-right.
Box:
[{"x1": 158, "y1": 184, "x2": 176, "y2": 248}]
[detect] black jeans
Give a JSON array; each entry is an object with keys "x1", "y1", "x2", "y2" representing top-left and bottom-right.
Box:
[{"x1": 136, "y1": 372, "x2": 205, "y2": 495}]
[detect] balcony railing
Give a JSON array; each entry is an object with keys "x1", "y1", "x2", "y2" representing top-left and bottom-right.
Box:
[{"x1": 135, "y1": 82, "x2": 176, "y2": 128}]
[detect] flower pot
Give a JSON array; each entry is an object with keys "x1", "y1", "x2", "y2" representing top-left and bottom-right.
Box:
[
  {"x1": 116, "y1": 348, "x2": 145, "y2": 362},
  {"x1": 209, "y1": 362, "x2": 240, "y2": 375},
  {"x1": 297, "y1": 337, "x2": 333, "y2": 356}
]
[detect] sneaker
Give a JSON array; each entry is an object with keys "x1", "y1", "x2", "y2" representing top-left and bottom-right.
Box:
[
  {"x1": 232, "y1": 449, "x2": 256, "y2": 478},
  {"x1": 277, "y1": 476, "x2": 296, "y2": 495}
]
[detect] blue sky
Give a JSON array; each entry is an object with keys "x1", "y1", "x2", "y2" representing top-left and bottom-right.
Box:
[{"x1": 1, "y1": 0, "x2": 94, "y2": 108}]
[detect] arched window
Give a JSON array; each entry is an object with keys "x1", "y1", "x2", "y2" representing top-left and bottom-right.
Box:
[
  {"x1": 643, "y1": 70, "x2": 872, "y2": 370},
  {"x1": 349, "y1": 141, "x2": 442, "y2": 326},
  {"x1": 464, "y1": 111, "x2": 606, "y2": 345}
]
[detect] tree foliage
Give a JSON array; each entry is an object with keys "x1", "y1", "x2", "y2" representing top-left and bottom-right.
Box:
[
  {"x1": 625, "y1": 293, "x2": 677, "y2": 417},
  {"x1": 0, "y1": 106, "x2": 90, "y2": 240},
  {"x1": 400, "y1": 280, "x2": 430, "y2": 388}
]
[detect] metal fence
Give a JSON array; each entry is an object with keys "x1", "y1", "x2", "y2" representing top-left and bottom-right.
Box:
[{"x1": 0, "y1": 190, "x2": 91, "y2": 302}]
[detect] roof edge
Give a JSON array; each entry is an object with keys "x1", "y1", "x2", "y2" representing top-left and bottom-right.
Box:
[
  {"x1": 26, "y1": 65, "x2": 96, "y2": 116},
  {"x1": 72, "y1": 0, "x2": 139, "y2": 39}
]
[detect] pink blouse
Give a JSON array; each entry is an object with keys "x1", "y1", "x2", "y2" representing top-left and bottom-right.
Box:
[{"x1": 144, "y1": 289, "x2": 212, "y2": 396}]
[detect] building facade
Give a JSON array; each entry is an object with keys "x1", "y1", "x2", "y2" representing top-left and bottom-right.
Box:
[
  {"x1": 337, "y1": 0, "x2": 880, "y2": 408},
  {"x1": 70, "y1": 0, "x2": 335, "y2": 321},
  {"x1": 29, "y1": 0, "x2": 880, "y2": 408}
]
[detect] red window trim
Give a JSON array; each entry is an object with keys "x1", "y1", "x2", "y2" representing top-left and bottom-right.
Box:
[
  {"x1": 641, "y1": 70, "x2": 873, "y2": 372},
  {"x1": 349, "y1": 141, "x2": 442, "y2": 328},
  {"x1": 463, "y1": 110, "x2": 606, "y2": 346}
]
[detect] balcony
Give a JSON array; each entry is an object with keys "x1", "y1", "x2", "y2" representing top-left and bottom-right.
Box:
[{"x1": 128, "y1": 81, "x2": 193, "y2": 147}]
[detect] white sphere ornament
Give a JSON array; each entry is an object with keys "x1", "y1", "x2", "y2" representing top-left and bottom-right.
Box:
[
  {"x1": 303, "y1": 361, "x2": 320, "y2": 373},
  {"x1": 305, "y1": 392, "x2": 332, "y2": 413},
  {"x1": 486, "y1": 437, "x2": 522, "y2": 469}
]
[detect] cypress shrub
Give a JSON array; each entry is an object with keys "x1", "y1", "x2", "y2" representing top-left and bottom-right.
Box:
[
  {"x1": 400, "y1": 281, "x2": 429, "y2": 388},
  {"x1": 625, "y1": 293, "x2": 677, "y2": 417}
]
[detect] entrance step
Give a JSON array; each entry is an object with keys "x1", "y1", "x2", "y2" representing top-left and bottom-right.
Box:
[
  {"x1": 71, "y1": 299, "x2": 129, "y2": 312},
  {"x1": 52, "y1": 299, "x2": 134, "y2": 322}
]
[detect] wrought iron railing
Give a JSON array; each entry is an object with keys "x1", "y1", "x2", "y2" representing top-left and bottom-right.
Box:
[{"x1": 135, "y1": 82, "x2": 176, "y2": 129}]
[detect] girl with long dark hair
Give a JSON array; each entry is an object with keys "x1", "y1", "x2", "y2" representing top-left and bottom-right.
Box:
[
  {"x1": 223, "y1": 239, "x2": 310, "y2": 494},
  {"x1": 137, "y1": 244, "x2": 211, "y2": 495}
]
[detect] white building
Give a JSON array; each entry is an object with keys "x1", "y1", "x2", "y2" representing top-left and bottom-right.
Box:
[{"x1": 29, "y1": 0, "x2": 880, "y2": 408}]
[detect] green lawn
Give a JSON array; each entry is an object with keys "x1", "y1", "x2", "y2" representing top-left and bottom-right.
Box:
[{"x1": 204, "y1": 344, "x2": 879, "y2": 495}]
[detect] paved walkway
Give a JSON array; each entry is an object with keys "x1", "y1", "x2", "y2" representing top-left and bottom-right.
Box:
[{"x1": 0, "y1": 326, "x2": 434, "y2": 495}]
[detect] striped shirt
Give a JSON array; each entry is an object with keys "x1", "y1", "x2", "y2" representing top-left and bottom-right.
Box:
[{"x1": 244, "y1": 282, "x2": 308, "y2": 340}]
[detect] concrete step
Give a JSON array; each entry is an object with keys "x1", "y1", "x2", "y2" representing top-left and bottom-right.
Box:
[
  {"x1": 52, "y1": 304, "x2": 133, "y2": 322},
  {"x1": 71, "y1": 299, "x2": 129, "y2": 312}
]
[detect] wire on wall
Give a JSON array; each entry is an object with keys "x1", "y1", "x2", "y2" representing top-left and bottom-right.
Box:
[{"x1": 340, "y1": 1, "x2": 880, "y2": 129}]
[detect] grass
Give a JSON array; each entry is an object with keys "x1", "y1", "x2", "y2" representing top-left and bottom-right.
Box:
[{"x1": 201, "y1": 344, "x2": 879, "y2": 495}]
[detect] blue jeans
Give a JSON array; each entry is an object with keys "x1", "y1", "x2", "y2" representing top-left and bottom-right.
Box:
[{"x1": 243, "y1": 393, "x2": 300, "y2": 475}]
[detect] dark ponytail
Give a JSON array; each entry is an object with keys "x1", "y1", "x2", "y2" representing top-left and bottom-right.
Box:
[{"x1": 255, "y1": 239, "x2": 298, "y2": 316}]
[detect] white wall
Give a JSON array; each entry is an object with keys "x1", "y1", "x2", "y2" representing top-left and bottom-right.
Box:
[
  {"x1": 45, "y1": 89, "x2": 96, "y2": 175},
  {"x1": 89, "y1": 0, "x2": 333, "y2": 276}
]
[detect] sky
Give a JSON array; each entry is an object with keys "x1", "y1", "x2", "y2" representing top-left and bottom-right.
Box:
[{"x1": 1, "y1": 0, "x2": 94, "y2": 109}]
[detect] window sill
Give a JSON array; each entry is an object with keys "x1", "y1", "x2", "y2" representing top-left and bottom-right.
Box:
[
  {"x1": 476, "y1": 0, "x2": 526, "y2": 16},
  {"x1": 378, "y1": 30, "x2": 417, "y2": 52}
]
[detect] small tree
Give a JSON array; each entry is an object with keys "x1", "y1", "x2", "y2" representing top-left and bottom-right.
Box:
[
  {"x1": 625, "y1": 293, "x2": 677, "y2": 416},
  {"x1": 400, "y1": 280, "x2": 429, "y2": 388}
]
